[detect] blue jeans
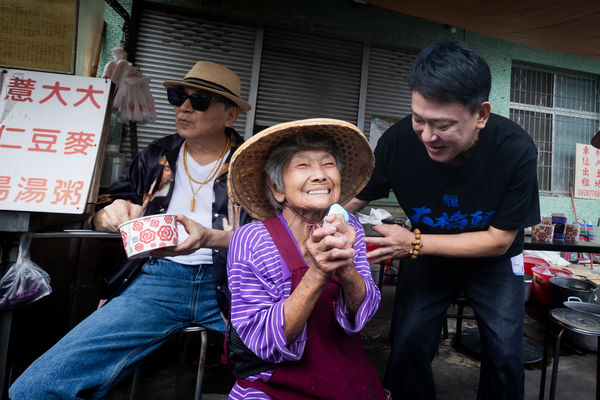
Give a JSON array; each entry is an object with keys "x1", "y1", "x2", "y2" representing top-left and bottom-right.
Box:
[
  {"x1": 383, "y1": 256, "x2": 524, "y2": 400},
  {"x1": 9, "y1": 258, "x2": 226, "y2": 400}
]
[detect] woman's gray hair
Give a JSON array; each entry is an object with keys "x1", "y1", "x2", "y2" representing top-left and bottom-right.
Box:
[{"x1": 264, "y1": 132, "x2": 343, "y2": 215}]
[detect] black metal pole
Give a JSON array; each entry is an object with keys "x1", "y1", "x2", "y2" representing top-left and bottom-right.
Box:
[
  {"x1": 104, "y1": 0, "x2": 131, "y2": 54},
  {"x1": 549, "y1": 329, "x2": 565, "y2": 400},
  {"x1": 539, "y1": 323, "x2": 550, "y2": 400}
]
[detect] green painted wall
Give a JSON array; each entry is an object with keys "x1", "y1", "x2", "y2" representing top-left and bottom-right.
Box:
[{"x1": 99, "y1": 0, "x2": 600, "y2": 232}]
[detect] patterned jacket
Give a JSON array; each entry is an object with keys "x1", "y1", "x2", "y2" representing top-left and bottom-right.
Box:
[{"x1": 95, "y1": 128, "x2": 251, "y2": 313}]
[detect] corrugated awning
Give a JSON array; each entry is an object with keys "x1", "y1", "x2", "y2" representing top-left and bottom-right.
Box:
[{"x1": 367, "y1": 0, "x2": 600, "y2": 60}]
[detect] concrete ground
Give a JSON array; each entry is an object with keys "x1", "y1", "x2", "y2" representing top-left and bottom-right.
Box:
[{"x1": 106, "y1": 268, "x2": 598, "y2": 400}]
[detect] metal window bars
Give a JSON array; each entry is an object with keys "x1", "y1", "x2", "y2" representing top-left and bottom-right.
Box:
[{"x1": 509, "y1": 63, "x2": 600, "y2": 195}]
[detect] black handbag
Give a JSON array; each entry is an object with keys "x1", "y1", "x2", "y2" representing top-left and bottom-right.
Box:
[{"x1": 225, "y1": 323, "x2": 276, "y2": 378}]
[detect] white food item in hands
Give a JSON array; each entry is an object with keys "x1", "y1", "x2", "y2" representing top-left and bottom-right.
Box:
[{"x1": 324, "y1": 203, "x2": 349, "y2": 225}]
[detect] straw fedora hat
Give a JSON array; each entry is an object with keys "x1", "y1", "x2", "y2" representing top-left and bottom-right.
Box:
[
  {"x1": 162, "y1": 61, "x2": 250, "y2": 111},
  {"x1": 229, "y1": 118, "x2": 374, "y2": 220}
]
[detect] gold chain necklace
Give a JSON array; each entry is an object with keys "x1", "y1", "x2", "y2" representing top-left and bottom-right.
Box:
[{"x1": 183, "y1": 136, "x2": 230, "y2": 211}]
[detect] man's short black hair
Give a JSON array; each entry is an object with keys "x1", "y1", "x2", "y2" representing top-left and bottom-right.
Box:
[{"x1": 408, "y1": 40, "x2": 491, "y2": 113}]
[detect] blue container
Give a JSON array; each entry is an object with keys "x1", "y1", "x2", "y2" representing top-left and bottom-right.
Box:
[
  {"x1": 551, "y1": 213, "x2": 568, "y2": 224},
  {"x1": 551, "y1": 213, "x2": 567, "y2": 240}
]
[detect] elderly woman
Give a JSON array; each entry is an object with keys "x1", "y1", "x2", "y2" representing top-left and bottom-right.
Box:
[{"x1": 226, "y1": 118, "x2": 387, "y2": 399}]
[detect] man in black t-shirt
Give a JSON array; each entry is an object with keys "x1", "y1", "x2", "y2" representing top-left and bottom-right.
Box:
[{"x1": 346, "y1": 41, "x2": 540, "y2": 400}]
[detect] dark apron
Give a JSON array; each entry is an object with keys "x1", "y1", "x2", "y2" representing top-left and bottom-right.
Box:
[{"x1": 238, "y1": 215, "x2": 386, "y2": 400}]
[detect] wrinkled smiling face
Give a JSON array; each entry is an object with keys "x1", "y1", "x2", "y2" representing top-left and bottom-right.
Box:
[
  {"x1": 272, "y1": 150, "x2": 341, "y2": 220},
  {"x1": 411, "y1": 91, "x2": 489, "y2": 164}
]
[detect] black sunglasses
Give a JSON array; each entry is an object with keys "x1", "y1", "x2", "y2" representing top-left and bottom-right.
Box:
[{"x1": 166, "y1": 88, "x2": 226, "y2": 111}]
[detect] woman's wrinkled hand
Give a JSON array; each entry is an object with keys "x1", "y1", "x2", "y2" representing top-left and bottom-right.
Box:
[
  {"x1": 93, "y1": 199, "x2": 142, "y2": 232},
  {"x1": 306, "y1": 214, "x2": 356, "y2": 278},
  {"x1": 150, "y1": 215, "x2": 209, "y2": 257}
]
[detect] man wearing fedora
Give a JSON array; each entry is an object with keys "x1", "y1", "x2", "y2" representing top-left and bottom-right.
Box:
[{"x1": 10, "y1": 61, "x2": 252, "y2": 399}]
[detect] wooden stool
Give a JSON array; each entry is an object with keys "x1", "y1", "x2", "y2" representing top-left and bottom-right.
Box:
[
  {"x1": 539, "y1": 308, "x2": 600, "y2": 400},
  {"x1": 129, "y1": 325, "x2": 208, "y2": 400}
]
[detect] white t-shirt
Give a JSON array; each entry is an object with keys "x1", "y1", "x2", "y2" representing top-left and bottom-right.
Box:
[{"x1": 165, "y1": 145, "x2": 230, "y2": 265}]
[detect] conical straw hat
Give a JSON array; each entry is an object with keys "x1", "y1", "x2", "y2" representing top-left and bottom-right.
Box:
[{"x1": 229, "y1": 118, "x2": 374, "y2": 220}]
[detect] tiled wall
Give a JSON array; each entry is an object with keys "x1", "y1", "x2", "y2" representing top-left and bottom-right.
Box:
[
  {"x1": 539, "y1": 195, "x2": 599, "y2": 230},
  {"x1": 98, "y1": 0, "x2": 133, "y2": 78}
]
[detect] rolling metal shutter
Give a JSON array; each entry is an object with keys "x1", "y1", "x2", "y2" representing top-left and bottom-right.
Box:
[
  {"x1": 254, "y1": 27, "x2": 363, "y2": 129},
  {"x1": 363, "y1": 46, "x2": 418, "y2": 138},
  {"x1": 131, "y1": 9, "x2": 416, "y2": 149},
  {"x1": 130, "y1": 8, "x2": 256, "y2": 152}
]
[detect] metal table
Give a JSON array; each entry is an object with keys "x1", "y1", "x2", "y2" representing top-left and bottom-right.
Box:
[
  {"x1": 31, "y1": 230, "x2": 121, "y2": 239},
  {"x1": 524, "y1": 237, "x2": 600, "y2": 253}
]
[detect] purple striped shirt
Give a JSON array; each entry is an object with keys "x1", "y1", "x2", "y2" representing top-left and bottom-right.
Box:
[{"x1": 227, "y1": 212, "x2": 381, "y2": 399}]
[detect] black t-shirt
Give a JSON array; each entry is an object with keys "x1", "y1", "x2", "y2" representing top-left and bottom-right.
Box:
[{"x1": 358, "y1": 113, "x2": 541, "y2": 261}]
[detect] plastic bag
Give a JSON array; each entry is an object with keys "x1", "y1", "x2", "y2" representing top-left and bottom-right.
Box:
[
  {"x1": 356, "y1": 208, "x2": 393, "y2": 225},
  {"x1": 103, "y1": 47, "x2": 157, "y2": 124},
  {"x1": 0, "y1": 234, "x2": 52, "y2": 310}
]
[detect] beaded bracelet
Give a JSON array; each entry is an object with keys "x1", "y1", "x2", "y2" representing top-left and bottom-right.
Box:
[{"x1": 408, "y1": 228, "x2": 422, "y2": 260}]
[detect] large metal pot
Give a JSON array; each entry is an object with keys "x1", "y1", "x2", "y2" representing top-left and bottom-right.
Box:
[
  {"x1": 562, "y1": 297, "x2": 600, "y2": 352},
  {"x1": 549, "y1": 276, "x2": 600, "y2": 308},
  {"x1": 531, "y1": 266, "x2": 573, "y2": 305}
]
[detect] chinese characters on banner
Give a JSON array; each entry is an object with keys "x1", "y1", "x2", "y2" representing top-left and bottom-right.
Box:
[
  {"x1": 574, "y1": 143, "x2": 600, "y2": 200},
  {"x1": 0, "y1": 69, "x2": 111, "y2": 213}
]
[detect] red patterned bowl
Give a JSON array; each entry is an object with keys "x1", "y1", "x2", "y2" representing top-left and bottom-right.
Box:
[
  {"x1": 118, "y1": 214, "x2": 179, "y2": 259},
  {"x1": 531, "y1": 223, "x2": 554, "y2": 242}
]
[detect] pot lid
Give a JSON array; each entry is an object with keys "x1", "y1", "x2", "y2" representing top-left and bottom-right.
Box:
[
  {"x1": 550, "y1": 308, "x2": 600, "y2": 335},
  {"x1": 563, "y1": 300, "x2": 600, "y2": 316}
]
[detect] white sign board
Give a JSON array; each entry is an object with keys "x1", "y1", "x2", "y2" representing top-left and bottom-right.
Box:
[
  {"x1": 0, "y1": 69, "x2": 111, "y2": 213},
  {"x1": 574, "y1": 143, "x2": 600, "y2": 200}
]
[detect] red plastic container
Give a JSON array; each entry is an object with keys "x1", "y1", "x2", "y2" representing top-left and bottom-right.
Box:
[
  {"x1": 531, "y1": 266, "x2": 573, "y2": 305},
  {"x1": 365, "y1": 243, "x2": 381, "y2": 260},
  {"x1": 523, "y1": 255, "x2": 550, "y2": 276}
]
